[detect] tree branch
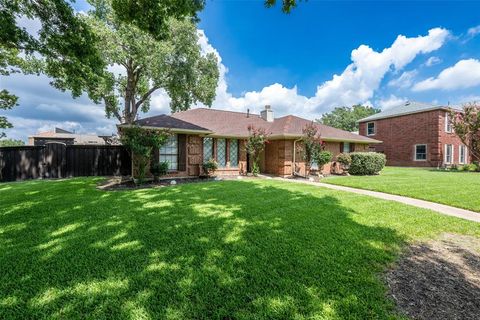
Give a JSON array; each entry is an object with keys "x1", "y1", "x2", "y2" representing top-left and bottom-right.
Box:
[{"x1": 135, "y1": 86, "x2": 159, "y2": 109}]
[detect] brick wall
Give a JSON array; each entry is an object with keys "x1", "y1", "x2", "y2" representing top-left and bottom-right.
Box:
[{"x1": 359, "y1": 110, "x2": 467, "y2": 167}]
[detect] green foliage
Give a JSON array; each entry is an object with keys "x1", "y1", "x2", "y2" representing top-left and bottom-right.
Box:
[
  {"x1": 120, "y1": 126, "x2": 169, "y2": 183},
  {"x1": 264, "y1": 0, "x2": 302, "y2": 13},
  {"x1": 83, "y1": 0, "x2": 219, "y2": 123},
  {"x1": 1, "y1": 178, "x2": 479, "y2": 319},
  {"x1": 301, "y1": 122, "x2": 323, "y2": 166},
  {"x1": 245, "y1": 125, "x2": 269, "y2": 176},
  {"x1": 348, "y1": 152, "x2": 386, "y2": 175},
  {"x1": 151, "y1": 161, "x2": 169, "y2": 178},
  {"x1": 461, "y1": 163, "x2": 479, "y2": 172},
  {"x1": 318, "y1": 105, "x2": 380, "y2": 132},
  {"x1": 449, "y1": 103, "x2": 480, "y2": 162},
  {"x1": 202, "y1": 158, "x2": 218, "y2": 176},
  {"x1": 314, "y1": 151, "x2": 333, "y2": 170},
  {"x1": 0, "y1": 138, "x2": 24, "y2": 147},
  {"x1": 336, "y1": 153, "x2": 352, "y2": 167}
]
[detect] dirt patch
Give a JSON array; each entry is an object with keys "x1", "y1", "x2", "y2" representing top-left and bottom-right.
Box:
[
  {"x1": 97, "y1": 176, "x2": 219, "y2": 191},
  {"x1": 386, "y1": 233, "x2": 480, "y2": 320}
]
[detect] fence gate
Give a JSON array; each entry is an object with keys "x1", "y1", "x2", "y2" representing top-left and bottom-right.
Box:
[{"x1": 43, "y1": 143, "x2": 67, "y2": 179}]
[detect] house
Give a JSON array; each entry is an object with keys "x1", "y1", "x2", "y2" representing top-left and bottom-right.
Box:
[
  {"x1": 357, "y1": 101, "x2": 469, "y2": 167},
  {"x1": 28, "y1": 128, "x2": 111, "y2": 146},
  {"x1": 121, "y1": 106, "x2": 381, "y2": 178}
]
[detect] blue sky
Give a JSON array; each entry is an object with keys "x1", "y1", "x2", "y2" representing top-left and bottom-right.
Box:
[{"x1": 3, "y1": 1, "x2": 480, "y2": 141}]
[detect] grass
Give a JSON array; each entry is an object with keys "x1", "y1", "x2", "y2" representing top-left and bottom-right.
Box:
[
  {"x1": 0, "y1": 178, "x2": 479, "y2": 319},
  {"x1": 324, "y1": 166, "x2": 480, "y2": 212}
]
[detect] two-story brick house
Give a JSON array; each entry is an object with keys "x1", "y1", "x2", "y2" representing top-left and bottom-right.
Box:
[{"x1": 358, "y1": 101, "x2": 469, "y2": 167}]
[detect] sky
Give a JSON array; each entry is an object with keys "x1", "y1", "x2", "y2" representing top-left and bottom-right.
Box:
[{"x1": 2, "y1": 0, "x2": 480, "y2": 142}]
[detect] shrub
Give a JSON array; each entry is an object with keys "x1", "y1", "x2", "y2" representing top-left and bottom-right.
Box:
[
  {"x1": 348, "y1": 152, "x2": 386, "y2": 175},
  {"x1": 151, "y1": 161, "x2": 169, "y2": 180},
  {"x1": 462, "y1": 163, "x2": 478, "y2": 172},
  {"x1": 246, "y1": 125, "x2": 269, "y2": 176},
  {"x1": 202, "y1": 158, "x2": 218, "y2": 176},
  {"x1": 314, "y1": 150, "x2": 333, "y2": 171},
  {"x1": 336, "y1": 153, "x2": 352, "y2": 167}
]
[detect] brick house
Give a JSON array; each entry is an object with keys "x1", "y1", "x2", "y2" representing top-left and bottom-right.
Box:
[
  {"x1": 121, "y1": 106, "x2": 381, "y2": 178},
  {"x1": 358, "y1": 101, "x2": 469, "y2": 167}
]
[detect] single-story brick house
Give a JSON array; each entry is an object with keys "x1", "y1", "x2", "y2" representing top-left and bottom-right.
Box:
[
  {"x1": 120, "y1": 106, "x2": 381, "y2": 178},
  {"x1": 358, "y1": 101, "x2": 469, "y2": 167}
]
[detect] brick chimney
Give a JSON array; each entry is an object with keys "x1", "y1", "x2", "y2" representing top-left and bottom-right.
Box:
[{"x1": 260, "y1": 105, "x2": 274, "y2": 122}]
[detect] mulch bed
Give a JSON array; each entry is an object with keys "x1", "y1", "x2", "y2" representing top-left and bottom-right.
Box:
[
  {"x1": 386, "y1": 233, "x2": 480, "y2": 320},
  {"x1": 97, "y1": 176, "x2": 220, "y2": 191}
]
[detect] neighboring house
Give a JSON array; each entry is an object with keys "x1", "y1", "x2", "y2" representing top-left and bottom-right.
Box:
[
  {"x1": 28, "y1": 128, "x2": 110, "y2": 146},
  {"x1": 358, "y1": 101, "x2": 469, "y2": 167},
  {"x1": 121, "y1": 106, "x2": 381, "y2": 178}
]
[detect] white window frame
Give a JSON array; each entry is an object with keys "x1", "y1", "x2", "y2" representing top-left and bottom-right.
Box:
[
  {"x1": 459, "y1": 145, "x2": 467, "y2": 164},
  {"x1": 445, "y1": 112, "x2": 453, "y2": 133},
  {"x1": 366, "y1": 122, "x2": 376, "y2": 136},
  {"x1": 444, "y1": 144, "x2": 453, "y2": 164},
  {"x1": 414, "y1": 144, "x2": 427, "y2": 161},
  {"x1": 159, "y1": 134, "x2": 178, "y2": 171}
]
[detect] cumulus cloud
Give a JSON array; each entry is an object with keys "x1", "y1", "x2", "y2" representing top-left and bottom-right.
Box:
[
  {"x1": 424, "y1": 56, "x2": 442, "y2": 67},
  {"x1": 388, "y1": 70, "x2": 418, "y2": 88},
  {"x1": 376, "y1": 95, "x2": 407, "y2": 110},
  {"x1": 413, "y1": 59, "x2": 480, "y2": 91}
]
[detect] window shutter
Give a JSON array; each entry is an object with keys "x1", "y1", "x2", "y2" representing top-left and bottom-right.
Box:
[
  {"x1": 340, "y1": 142, "x2": 344, "y2": 153},
  {"x1": 177, "y1": 134, "x2": 186, "y2": 171},
  {"x1": 351, "y1": 143, "x2": 355, "y2": 152}
]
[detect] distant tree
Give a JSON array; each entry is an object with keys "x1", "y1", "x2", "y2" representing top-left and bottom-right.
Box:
[
  {"x1": 82, "y1": 0, "x2": 219, "y2": 124},
  {"x1": 318, "y1": 105, "x2": 380, "y2": 132},
  {"x1": 449, "y1": 103, "x2": 480, "y2": 163},
  {"x1": 0, "y1": 138, "x2": 24, "y2": 147}
]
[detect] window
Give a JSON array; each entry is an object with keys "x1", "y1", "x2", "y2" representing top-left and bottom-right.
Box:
[
  {"x1": 459, "y1": 145, "x2": 467, "y2": 164},
  {"x1": 414, "y1": 144, "x2": 427, "y2": 161},
  {"x1": 159, "y1": 134, "x2": 178, "y2": 171},
  {"x1": 229, "y1": 139, "x2": 239, "y2": 167},
  {"x1": 216, "y1": 138, "x2": 227, "y2": 167},
  {"x1": 343, "y1": 142, "x2": 350, "y2": 153},
  {"x1": 367, "y1": 122, "x2": 375, "y2": 136},
  {"x1": 445, "y1": 144, "x2": 453, "y2": 164},
  {"x1": 203, "y1": 137, "x2": 213, "y2": 163},
  {"x1": 445, "y1": 112, "x2": 453, "y2": 133}
]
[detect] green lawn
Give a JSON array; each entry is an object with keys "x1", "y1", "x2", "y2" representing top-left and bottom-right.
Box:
[
  {"x1": 0, "y1": 178, "x2": 479, "y2": 319},
  {"x1": 324, "y1": 166, "x2": 480, "y2": 212}
]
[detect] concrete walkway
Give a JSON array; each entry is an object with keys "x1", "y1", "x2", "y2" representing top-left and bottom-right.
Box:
[{"x1": 271, "y1": 177, "x2": 480, "y2": 223}]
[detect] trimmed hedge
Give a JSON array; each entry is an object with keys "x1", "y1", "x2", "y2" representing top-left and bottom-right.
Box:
[{"x1": 348, "y1": 152, "x2": 386, "y2": 175}]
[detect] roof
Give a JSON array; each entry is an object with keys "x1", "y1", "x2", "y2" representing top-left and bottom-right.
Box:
[
  {"x1": 358, "y1": 101, "x2": 461, "y2": 122},
  {"x1": 137, "y1": 108, "x2": 380, "y2": 144},
  {"x1": 132, "y1": 114, "x2": 211, "y2": 133},
  {"x1": 29, "y1": 129, "x2": 108, "y2": 145}
]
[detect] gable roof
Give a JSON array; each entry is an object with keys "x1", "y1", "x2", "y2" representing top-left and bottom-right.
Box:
[
  {"x1": 358, "y1": 101, "x2": 461, "y2": 123},
  {"x1": 135, "y1": 108, "x2": 379, "y2": 144}
]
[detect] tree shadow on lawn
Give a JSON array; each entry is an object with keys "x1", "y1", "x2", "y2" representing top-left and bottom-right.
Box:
[{"x1": 1, "y1": 178, "x2": 408, "y2": 319}]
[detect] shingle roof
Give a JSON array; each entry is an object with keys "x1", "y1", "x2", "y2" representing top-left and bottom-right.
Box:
[
  {"x1": 170, "y1": 108, "x2": 380, "y2": 143},
  {"x1": 133, "y1": 114, "x2": 211, "y2": 133},
  {"x1": 358, "y1": 101, "x2": 461, "y2": 122}
]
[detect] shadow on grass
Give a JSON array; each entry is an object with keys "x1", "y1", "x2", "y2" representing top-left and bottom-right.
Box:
[{"x1": 1, "y1": 178, "x2": 406, "y2": 319}]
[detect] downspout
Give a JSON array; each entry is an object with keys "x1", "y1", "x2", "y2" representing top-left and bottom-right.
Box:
[{"x1": 292, "y1": 138, "x2": 304, "y2": 177}]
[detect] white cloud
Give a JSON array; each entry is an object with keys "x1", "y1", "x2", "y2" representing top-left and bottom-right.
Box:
[
  {"x1": 425, "y1": 56, "x2": 442, "y2": 67},
  {"x1": 376, "y1": 95, "x2": 406, "y2": 110},
  {"x1": 388, "y1": 70, "x2": 418, "y2": 88},
  {"x1": 413, "y1": 59, "x2": 480, "y2": 91},
  {"x1": 467, "y1": 25, "x2": 480, "y2": 37}
]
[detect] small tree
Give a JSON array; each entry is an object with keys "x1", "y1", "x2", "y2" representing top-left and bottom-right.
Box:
[
  {"x1": 314, "y1": 150, "x2": 333, "y2": 172},
  {"x1": 0, "y1": 138, "x2": 24, "y2": 147},
  {"x1": 245, "y1": 125, "x2": 269, "y2": 176},
  {"x1": 120, "y1": 126, "x2": 169, "y2": 184},
  {"x1": 449, "y1": 103, "x2": 480, "y2": 163},
  {"x1": 301, "y1": 122, "x2": 324, "y2": 176}
]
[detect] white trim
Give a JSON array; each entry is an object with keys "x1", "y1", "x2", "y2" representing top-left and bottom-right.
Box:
[
  {"x1": 357, "y1": 106, "x2": 455, "y2": 123},
  {"x1": 444, "y1": 144, "x2": 453, "y2": 164},
  {"x1": 366, "y1": 122, "x2": 376, "y2": 136},
  {"x1": 445, "y1": 112, "x2": 453, "y2": 133},
  {"x1": 414, "y1": 144, "x2": 428, "y2": 161},
  {"x1": 459, "y1": 145, "x2": 467, "y2": 164}
]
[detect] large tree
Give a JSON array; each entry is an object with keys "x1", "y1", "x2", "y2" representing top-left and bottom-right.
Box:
[
  {"x1": 318, "y1": 105, "x2": 380, "y2": 132},
  {"x1": 0, "y1": 0, "x2": 106, "y2": 137},
  {"x1": 83, "y1": 0, "x2": 219, "y2": 124}
]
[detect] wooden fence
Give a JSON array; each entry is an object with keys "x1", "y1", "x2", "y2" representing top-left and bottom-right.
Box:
[{"x1": 0, "y1": 143, "x2": 131, "y2": 182}]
